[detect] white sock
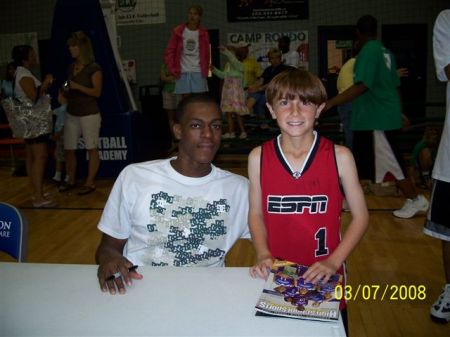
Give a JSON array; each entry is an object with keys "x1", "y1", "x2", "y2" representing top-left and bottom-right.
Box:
[{"x1": 53, "y1": 171, "x2": 61, "y2": 180}]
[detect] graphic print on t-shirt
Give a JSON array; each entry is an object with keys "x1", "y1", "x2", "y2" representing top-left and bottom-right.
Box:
[{"x1": 145, "y1": 191, "x2": 229, "y2": 266}]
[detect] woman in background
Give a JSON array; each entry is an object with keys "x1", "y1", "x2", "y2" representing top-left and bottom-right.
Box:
[
  {"x1": 12, "y1": 45, "x2": 54, "y2": 207},
  {"x1": 59, "y1": 31, "x2": 102, "y2": 195}
]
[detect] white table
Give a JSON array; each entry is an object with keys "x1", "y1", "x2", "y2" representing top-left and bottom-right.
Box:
[{"x1": 0, "y1": 263, "x2": 346, "y2": 336}]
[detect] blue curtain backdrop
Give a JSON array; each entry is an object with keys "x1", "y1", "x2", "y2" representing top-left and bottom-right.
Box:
[{"x1": 46, "y1": 0, "x2": 129, "y2": 114}]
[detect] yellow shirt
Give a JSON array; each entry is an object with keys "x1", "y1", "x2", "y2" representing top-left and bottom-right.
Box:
[
  {"x1": 336, "y1": 57, "x2": 356, "y2": 93},
  {"x1": 242, "y1": 57, "x2": 262, "y2": 88}
]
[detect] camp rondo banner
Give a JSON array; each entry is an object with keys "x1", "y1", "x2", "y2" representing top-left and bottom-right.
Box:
[
  {"x1": 227, "y1": 0, "x2": 309, "y2": 22},
  {"x1": 116, "y1": 0, "x2": 165, "y2": 25},
  {"x1": 227, "y1": 31, "x2": 309, "y2": 70}
]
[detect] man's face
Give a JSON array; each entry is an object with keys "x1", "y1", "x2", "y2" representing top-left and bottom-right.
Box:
[{"x1": 174, "y1": 102, "x2": 222, "y2": 166}]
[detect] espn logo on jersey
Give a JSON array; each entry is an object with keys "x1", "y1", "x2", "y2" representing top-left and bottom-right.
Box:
[{"x1": 267, "y1": 195, "x2": 328, "y2": 214}]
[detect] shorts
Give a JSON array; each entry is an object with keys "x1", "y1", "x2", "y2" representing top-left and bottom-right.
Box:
[
  {"x1": 353, "y1": 130, "x2": 406, "y2": 183},
  {"x1": 174, "y1": 72, "x2": 208, "y2": 94},
  {"x1": 162, "y1": 91, "x2": 181, "y2": 110},
  {"x1": 424, "y1": 179, "x2": 450, "y2": 241},
  {"x1": 64, "y1": 113, "x2": 101, "y2": 150},
  {"x1": 25, "y1": 134, "x2": 49, "y2": 144}
]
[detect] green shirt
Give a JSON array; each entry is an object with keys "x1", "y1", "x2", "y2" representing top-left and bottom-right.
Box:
[{"x1": 352, "y1": 40, "x2": 401, "y2": 131}]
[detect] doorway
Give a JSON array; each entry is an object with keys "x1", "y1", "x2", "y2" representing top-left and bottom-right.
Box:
[
  {"x1": 382, "y1": 24, "x2": 428, "y2": 119},
  {"x1": 318, "y1": 25, "x2": 356, "y2": 117}
]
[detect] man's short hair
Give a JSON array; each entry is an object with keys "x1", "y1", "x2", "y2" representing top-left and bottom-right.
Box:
[
  {"x1": 278, "y1": 35, "x2": 291, "y2": 45},
  {"x1": 265, "y1": 68, "x2": 327, "y2": 106},
  {"x1": 357, "y1": 15, "x2": 377, "y2": 37},
  {"x1": 175, "y1": 94, "x2": 219, "y2": 123}
]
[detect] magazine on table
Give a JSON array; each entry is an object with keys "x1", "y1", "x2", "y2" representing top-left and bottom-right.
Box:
[{"x1": 255, "y1": 260, "x2": 342, "y2": 322}]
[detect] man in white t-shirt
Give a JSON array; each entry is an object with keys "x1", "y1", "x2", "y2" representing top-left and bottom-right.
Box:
[
  {"x1": 278, "y1": 35, "x2": 299, "y2": 68},
  {"x1": 96, "y1": 94, "x2": 250, "y2": 294},
  {"x1": 424, "y1": 8, "x2": 450, "y2": 324}
]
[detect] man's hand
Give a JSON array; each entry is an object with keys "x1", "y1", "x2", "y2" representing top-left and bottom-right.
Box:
[{"x1": 97, "y1": 256, "x2": 143, "y2": 295}]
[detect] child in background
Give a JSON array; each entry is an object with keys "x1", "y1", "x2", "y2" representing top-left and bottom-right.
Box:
[
  {"x1": 211, "y1": 45, "x2": 248, "y2": 139},
  {"x1": 160, "y1": 62, "x2": 181, "y2": 135},
  {"x1": 409, "y1": 126, "x2": 440, "y2": 189},
  {"x1": 248, "y1": 68, "x2": 368, "y2": 331},
  {"x1": 52, "y1": 88, "x2": 68, "y2": 183}
]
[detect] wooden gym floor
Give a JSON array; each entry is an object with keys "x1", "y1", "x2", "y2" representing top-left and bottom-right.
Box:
[{"x1": 0, "y1": 153, "x2": 449, "y2": 337}]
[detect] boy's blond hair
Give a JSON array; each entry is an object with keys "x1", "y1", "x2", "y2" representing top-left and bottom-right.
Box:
[
  {"x1": 266, "y1": 68, "x2": 327, "y2": 106},
  {"x1": 267, "y1": 47, "x2": 282, "y2": 59}
]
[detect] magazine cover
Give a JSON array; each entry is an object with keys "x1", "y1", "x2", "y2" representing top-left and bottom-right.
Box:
[{"x1": 255, "y1": 260, "x2": 342, "y2": 322}]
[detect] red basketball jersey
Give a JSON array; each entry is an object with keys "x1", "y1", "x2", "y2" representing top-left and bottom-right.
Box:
[{"x1": 261, "y1": 134, "x2": 344, "y2": 268}]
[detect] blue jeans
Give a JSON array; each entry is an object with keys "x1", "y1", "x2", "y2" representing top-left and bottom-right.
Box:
[
  {"x1": 337, "y1": 103, "x2": 353, "y2": 151},
  {"x1": 248, "y1": 91, "x2": 267, "y2": 118}
]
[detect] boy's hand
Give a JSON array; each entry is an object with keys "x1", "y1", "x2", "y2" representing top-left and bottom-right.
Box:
[
  {"x1": 302, "y1": 259, "x2": 339, "y2": 284},
  {"x1": 249, "y1": 257, "x2": 273, "y2": 279}
]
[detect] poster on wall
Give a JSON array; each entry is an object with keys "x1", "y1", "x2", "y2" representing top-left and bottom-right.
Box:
[
  {"x1": 116, "y1": 0, "x2": 165, "y2": 26},
  {"x1": 227, "y1": 0, "x2": 308, "y2": 22},
  {"x1": 227, "y1": 31, "x2": 309, "y2": 70}
]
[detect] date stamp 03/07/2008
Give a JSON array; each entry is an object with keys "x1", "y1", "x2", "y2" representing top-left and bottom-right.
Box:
[{"x1": 334, "y1": 284, "x2": 427, "y2": 301}]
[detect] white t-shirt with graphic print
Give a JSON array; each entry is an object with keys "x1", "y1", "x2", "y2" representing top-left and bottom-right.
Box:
[
  {"x1": 180, "y1": 27, "x2": 201, "y2": 73},
  {"x1": 97, "y1": 158, "x2": 250, "y2": 267}
]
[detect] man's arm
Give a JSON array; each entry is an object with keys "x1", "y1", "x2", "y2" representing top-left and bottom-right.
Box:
[
  {"x1": 303, "y1": 145, "x2": 369, "y2": 284},
  {"x1": 95, "y1": 233, "x2": 143, "y2": 295},
  {"x1": 323, "y1": 82, "x2": 368, "y2": 112},
  {"x1": 248, "y1": 146, "x2": 273, "y2": 279}
]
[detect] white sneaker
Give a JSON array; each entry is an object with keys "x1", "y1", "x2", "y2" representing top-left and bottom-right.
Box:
[
  {"x1": 430, "y1": 284, "x2": 450, "y2": 323},
  {"x1": 393, "y1": 194, "x2": 429, "y2": 218},
  {"x1": 239, "y1": 132, "x2": 247, "y2": 139}
]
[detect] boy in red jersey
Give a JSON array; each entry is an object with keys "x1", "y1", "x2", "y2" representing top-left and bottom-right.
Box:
[{"x1": 248, "y1": 68, "x2": 369, "y2": 329}]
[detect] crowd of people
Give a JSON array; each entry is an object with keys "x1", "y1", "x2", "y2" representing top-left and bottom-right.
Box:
[{"x1": 1, "y1": 4, "x2": 449, "y2": 327}]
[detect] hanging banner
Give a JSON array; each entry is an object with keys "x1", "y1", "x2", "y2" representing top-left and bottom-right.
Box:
[
  {"x1": 227, "y1": 31, "x2": 309, "y2": 70},
  {"x1": 227, "y1": 0, "x2": 308, "y2": 22},
  {"x1": 116, "y1": 0, "x2": 165, "y2": 26}
]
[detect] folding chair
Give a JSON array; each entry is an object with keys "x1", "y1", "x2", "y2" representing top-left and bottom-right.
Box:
[{"x1": 0, "y1": 202, "x2": 28, "y2": 262}]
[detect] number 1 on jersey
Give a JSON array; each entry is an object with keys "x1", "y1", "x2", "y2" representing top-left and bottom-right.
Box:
[{"x1": 315, "y1": 227, "x2": 329, "y2": 257}]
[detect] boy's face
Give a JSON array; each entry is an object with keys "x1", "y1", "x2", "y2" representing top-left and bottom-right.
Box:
[
  {"x1": 268, "y1": 54, "x2": 281, "y2": 67},
  {"x1": 173, "y1": 101, "x2": 222, "y2": 167},
  {"x1": 267, "y1": 96, "x2": 325, "y2": 137}
]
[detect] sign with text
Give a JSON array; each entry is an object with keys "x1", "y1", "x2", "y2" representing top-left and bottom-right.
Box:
[
  {"x1": 227, "y1": 31, "x2": 309, "y2": 70},
  {"x1": 227, "y1": 0, "x2": 308, "y2": 22},
  {"x1": 116, "y1": 0, "x2": 165, "y2": 26}
]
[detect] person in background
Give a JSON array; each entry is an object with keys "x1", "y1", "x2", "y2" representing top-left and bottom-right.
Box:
[
  {"x1": 324, "y1": 15, "x2": 428, "y2": 219},
  {"x1": 424, "y1": 8, "x2": 450, "y2": 324},
  {"x1": 248, "y1": 68, "x2": 368, "y2": 334},
  {"x1": 211, "y1": 45, "x2": 248, "y2": 139},
  {"x1": 95, "y1": 94, "x2": 250, "y2": 295},
  {"x1": 335, "y1": 41, "x2": 360, "y2": 151},
  {"x1": 59, "y1": 31, "x2": 102, "y2": 196},
  {"x1": 408, "y1": 126, "x2": 440, "y2": 189},
  {"x1": 246, "y1": 48, "x2": 290, "y2": 123},
  {"x1": 52, "y1": 87, "x2": 68, "y2": 184},
  {"x1": 1, "y1": 62, "x2": 16, "y2": 99},
  {"x1": 277, "y1": 35, "x2": 300, "y2": 68},
  {"x1": 0, "y1": 62, "x2": 17, "y2": 123},
  {"x1": 235, "y1": 42, "x2": 262, "y2": 92},
  {"x1": 164, "y1": 4, "x2": 210, "y2": 97},
  {"x1": 160, "y1": 62, "x2": 181, "y2": 136},
  {"x1": 12, "y1": 45, "x2": 55, "y2": 207}
]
